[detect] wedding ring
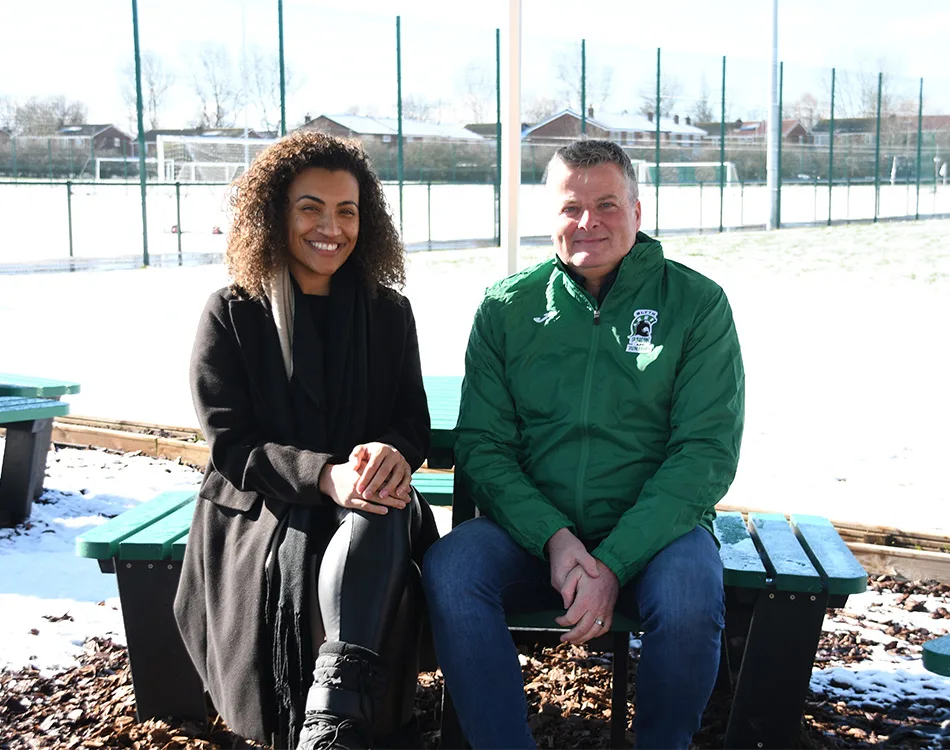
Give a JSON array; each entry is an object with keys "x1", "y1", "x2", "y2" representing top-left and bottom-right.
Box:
[{"x1": 595, "y1": 618, "x2": 605, "y2": 627}]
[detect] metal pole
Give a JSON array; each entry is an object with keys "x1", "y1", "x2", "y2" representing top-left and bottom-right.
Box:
[
  {"x1": 581, "y1": 39, "x2": 586, "y2": 134},
  {"x1": 655, "y1": 47, "x2": 661, "y2": 235},
  {"x1": 828, "y1": 68, "x2": 835, "y2": 226},
  {"x1": 427, "y1": 181, "x2": 432, "y2": 247},
  {"x1": 915, "y1": 78, "x2": 923, "y2": 220},
  {"x1": 495, "y1": 27, "x2": 502, "y2": 245},
  {"x1": 778, "y1": 61, "x2": 783, "y2": 227},
  {"x1": 873, "y1": 71, "x2": 882, "y2": 223},
  {"x1": 131, "y1": 0, "x2": 150, "y2": 266},
  {"x1": 11, "y1": 137, "x2": 16, "y2": 180},
  {"x1": 48, "y1": 139, "x2": 53, "y2": 180},
  {"x1": 278, "y1": 0, "x2": 287, "y2": 137},
  {"x1": 719, "y1": 55, "x2": 725, "y2": 233},
  {"x1": 396, "y1": 16, "x2": 404, "y2": 237},
  {"x1": 502, "y1": 0, "x2": 522, "y2": 274},
  {"x1": 766, "y1": 0, "x2": 780, "y2": 229},
  {"x1": 175, "y1": 181, "x2": 182, "y2": 264},
  {"x1": 66, "y1": 181, "x2": 74, "y2": 258}
]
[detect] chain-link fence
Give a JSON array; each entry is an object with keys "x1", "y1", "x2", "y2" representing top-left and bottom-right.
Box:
[{"x1": 1, "y1": 2, "x2": 947, "y2": 268}]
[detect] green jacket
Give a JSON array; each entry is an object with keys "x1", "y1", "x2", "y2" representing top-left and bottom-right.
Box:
[{"x1": 455, "y1": 232, "x2": 744, "y2": 585}]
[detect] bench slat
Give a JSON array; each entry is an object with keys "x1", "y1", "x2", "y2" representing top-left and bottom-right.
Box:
[
  {"x1": 714, "y1": 511, "x2": 769, "y2": 589},
  {"x1": 0, "y1": 373, "x2": 81, "y2": 398},
  {"x1": 749, "y1": 512, "x2": 823, "y2": 593},
  {"x1": 790, "y1": 515, "x2": 867, "y2": 596},
  {"x1": 923, "y1": 634, "x2": 950, "y2": 677},
  {"x1": 412, "y1": 472, "x2": 453, "y2": 506},
  {"x1": 119, "y1": 500, "x2": 196, "y2": 560},
  {"x1": 75, "y1": 489, "x2": 196, "y2": 560},
  {"x1": 0, "y1": 396, "x2": 70, "y2": 424}
]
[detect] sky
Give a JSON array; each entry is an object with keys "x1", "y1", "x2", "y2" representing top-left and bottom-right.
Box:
[{"x1": 2, "y1": 0, "x2": 950, "y2": 134}]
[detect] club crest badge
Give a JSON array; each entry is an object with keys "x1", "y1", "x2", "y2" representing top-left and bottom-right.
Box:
[{"x1": 626, "y1": 309, "x2": 658, "y2": 354}]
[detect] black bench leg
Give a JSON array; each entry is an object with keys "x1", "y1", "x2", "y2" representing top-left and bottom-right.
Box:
[
  {"x1": 0, "y1": 418, "x2": 50, "y2": 527},
  {"x1": 31, "y1": 418, "x2": 54, "y2": 499},
  {"x1": 114, "y1": 559, "x2": 207, "y2": 724},
  {"x1": 610, "y1": 632, "x2": 629, "y2": 749},
  {"x1": 724, "y1": 589, "x2": 829, "y2": 749},
  {"x1": 439, "y1": 685, "x2": 469, "y2": 749}
]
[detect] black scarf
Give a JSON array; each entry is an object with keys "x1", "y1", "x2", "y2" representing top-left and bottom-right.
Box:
[{"x1": 269, "y1": 262, "x2": 371, "y2": 746}]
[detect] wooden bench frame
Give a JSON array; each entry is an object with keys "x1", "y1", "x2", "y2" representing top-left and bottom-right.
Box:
[{"x1": 0, "y1": 396, "x2": 71, "y2": 526}]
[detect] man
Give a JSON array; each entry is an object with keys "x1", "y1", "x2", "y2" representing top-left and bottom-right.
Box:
[{"x1": 422, "y1": 139, "x2": 744, "y2": 749}]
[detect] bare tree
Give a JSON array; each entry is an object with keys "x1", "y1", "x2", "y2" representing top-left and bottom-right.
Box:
[
  {"x1": 121, "y1": 51, "x2": 175, "y2": 132},
  {"x1": 638, "y1": 77, "x2": 683, "y2": 120},
  {"x1": 243, "y1": 46, "x2": 300, "y2": 133},
  {"x1": 0, "y1": 95, "x2": 15, "y2": 131},
  {"x1": 401, "y1": 95, "x2": 434, "y2": 122},
  {"x1": 787, "y1": 92, "x2": 822, "y2": 129},
  {"x1": 555, "y1": 44, "x2": 613, "y2": 114},
  {"x1": 456, "y1": 61, "x2": 494, "y2": 123},
  {"x1": 14, "y1": 96, "x2": 87, "y2": 135},
  {"x1": 688, "y1": 75, "x2": 716, "y2": 123},
  {"x1": 523, "y1": 96, "x2": 559, "y2": 124},
  {"x1": 192, "y1": 45, "x2": 241, "y2": 128}
]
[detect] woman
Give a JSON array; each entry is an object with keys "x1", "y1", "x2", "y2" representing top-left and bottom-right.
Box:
[{"x1": 173, "y1": 131, "x2": 438, "y2": 750}]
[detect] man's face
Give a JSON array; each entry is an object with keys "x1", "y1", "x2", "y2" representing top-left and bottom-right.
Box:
[{"x1": 549, "y1": 159, "x2": 641, "y2": 284}]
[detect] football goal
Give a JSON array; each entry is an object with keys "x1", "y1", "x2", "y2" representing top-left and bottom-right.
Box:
[
  {"x1": 637, "y1": 161, "x2": 739, "y2": 186},
  {"x1": 156, "y1": 135, "x2": 276, "y2": 183}
]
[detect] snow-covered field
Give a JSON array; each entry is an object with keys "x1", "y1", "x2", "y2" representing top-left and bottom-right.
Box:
[{"x1": 1, "y1": 219, "x2": 949, "y2": 728}]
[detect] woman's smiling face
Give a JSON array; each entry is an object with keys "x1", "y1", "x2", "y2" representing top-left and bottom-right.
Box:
[{"x1": 284, "y1": 167, "x2": 360, "y2": 295}]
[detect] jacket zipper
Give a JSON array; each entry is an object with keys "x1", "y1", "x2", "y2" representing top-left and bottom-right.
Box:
[{"x1": 574, "y1": 302, "x2": 600, "y2": 537}]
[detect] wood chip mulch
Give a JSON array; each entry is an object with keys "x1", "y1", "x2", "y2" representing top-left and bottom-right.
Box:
[{"x1": 2, "y1": 576, "x2": 949, "y2": 750}]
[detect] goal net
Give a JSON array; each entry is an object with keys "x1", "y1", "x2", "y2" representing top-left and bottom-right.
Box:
[
  {"x1": 156, "y1": 135, "x2": 276, "y2": 183},
  {"x1": 637, "y1": 161, "x2": 738, "y2": 186}
]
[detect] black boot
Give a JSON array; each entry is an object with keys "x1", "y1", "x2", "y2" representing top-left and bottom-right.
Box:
[{"x1": 296, "y1": 642, "x2": 388, "y2": 750}]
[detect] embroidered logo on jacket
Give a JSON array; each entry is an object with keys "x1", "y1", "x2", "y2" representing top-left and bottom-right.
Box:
[
  {"x1": 626, "y1": 309, "x2": 659, "y2": 354},
  {"x1": 533, "y1": 311, "x2": 556, "y2": 324}
]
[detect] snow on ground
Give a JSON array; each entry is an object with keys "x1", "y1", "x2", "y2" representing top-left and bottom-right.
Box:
[{"x1": 1, "y1": 219, "x2": 949, "y2": 720}]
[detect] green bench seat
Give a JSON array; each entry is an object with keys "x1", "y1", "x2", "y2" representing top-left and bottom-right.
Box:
[
  {"x1": 77, "y1": 473, "x2": 867, "y2": 749},
  {"x1": 923, "y1": 634, "x2": 950, "y2": 676},
  {"x1": 1, "y1": 395, "x2": 71, "y2": 527}
]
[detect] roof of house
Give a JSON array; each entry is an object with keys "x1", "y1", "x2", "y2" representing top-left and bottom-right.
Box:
[
  {"x1": 521, "y1": 109, "x2": 707, "y2": 138},
  {"x1": 309, "y1": 114, "x2": 481, "y2": 140},
  {"x1": 812, "y1": 114, "x2": 950, "y2": 134},
  {"x1": 733, "y1": 119, "x2": 807, "y2": 137},
  {"x1": 57, "y1": 124, "x2": 130, "y2": 138}
]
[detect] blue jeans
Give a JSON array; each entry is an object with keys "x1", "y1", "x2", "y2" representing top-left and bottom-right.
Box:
[{"x1": 422, "y1": 518, "x2": 724, "y2": 749}]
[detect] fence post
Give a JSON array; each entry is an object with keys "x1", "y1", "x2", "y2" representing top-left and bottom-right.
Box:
[
  {"x1": 580, "y1": 39, "x2": 587, "y2": 135},
  {"x1": 654, "y1": 47, "x2": 661, "y2": 235},
  {"x1": 11, "y1": 136, "x2": 16, "y2": 180},
  {"x1": 131, "y1": 0, "x2": 150, "y2": 266},
  {"x1": 66, "y1": 181, "x2": 74, "y2": 259},
  {"x1": 828, "y1": 68, "x2": 835, "y2": 226},
  {"x1": 47, "y1": 138, "x2": 53, "y2": 180},
  {"x1": 915, "y1": 78, "x2": 923, "y2": 220},
  {"x1": 427, "y1": 181, "x2": 432, "y2": 248},
  {"x1": 777, "y1": 61, "x2": 783, "y2": 227},
  {"x1": 719, "y1": 55, "x2": 725, "y2": 233},
  {"x1": 176, "y1": 181, "x2": 182, "y2": 265},
  {"x1": 278, "y1": 0, "x2": 287, "y2": 137},
  {"x1": 495, "y1": 27, "x2": 501, "y2": 246},
  {"x1": 396, "y1": 15, "x2": 404, "y2": 238},
  {"x1": 873, "y1": 71, "x2": 882, "y2": 223}
]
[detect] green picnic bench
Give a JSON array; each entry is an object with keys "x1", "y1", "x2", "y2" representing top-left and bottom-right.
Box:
[
  {"x1": 0, "y1": 373, "x2": 80, "y2": 526},
  {"x1": 74, "y1": 473, "x2": 455, "y2": 725},
  {"x1": 74, "y1": 376, "x2": 868, "y2": 748},
  {"x1": 0, "y1": 395, "x2": 71, "y2": 526},
  {"x1": 923, "y1": 634, "x2": 950, "y2": 677}
]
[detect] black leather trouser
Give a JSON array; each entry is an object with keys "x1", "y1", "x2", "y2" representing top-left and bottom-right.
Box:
[{"x1": 309, "y1": 488, "x2": 435, "y2": 736}]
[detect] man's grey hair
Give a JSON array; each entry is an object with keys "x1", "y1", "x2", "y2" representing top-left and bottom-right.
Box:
[{"x1": 544, "y1": 139, "x2": 639, "y2": 203}]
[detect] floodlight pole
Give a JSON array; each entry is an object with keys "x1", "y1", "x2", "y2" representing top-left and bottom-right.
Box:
[
  {"x1": 766, "y1": 0, "x2": 780, "y2": 230},
  {"x1": 503, "y1": 0, "x2": 522, "y2": 275}
]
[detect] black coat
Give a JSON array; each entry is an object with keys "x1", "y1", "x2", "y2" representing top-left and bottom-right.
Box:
[{"x1": 173, "y1": 284, "x2": 430, "y2": 744}]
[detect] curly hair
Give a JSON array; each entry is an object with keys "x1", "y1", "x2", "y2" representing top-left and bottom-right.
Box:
[{"x1": 225, "y1": 130, "x2": 405, "y2": 299}]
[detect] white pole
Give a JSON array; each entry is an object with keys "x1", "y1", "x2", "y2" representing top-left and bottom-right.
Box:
[
  {"x1": 502, "y1": 0, "x2": 522, "y2": 275},
  {"x1": 766, "y1": 0, "x2": 780, "y2": 229}
]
